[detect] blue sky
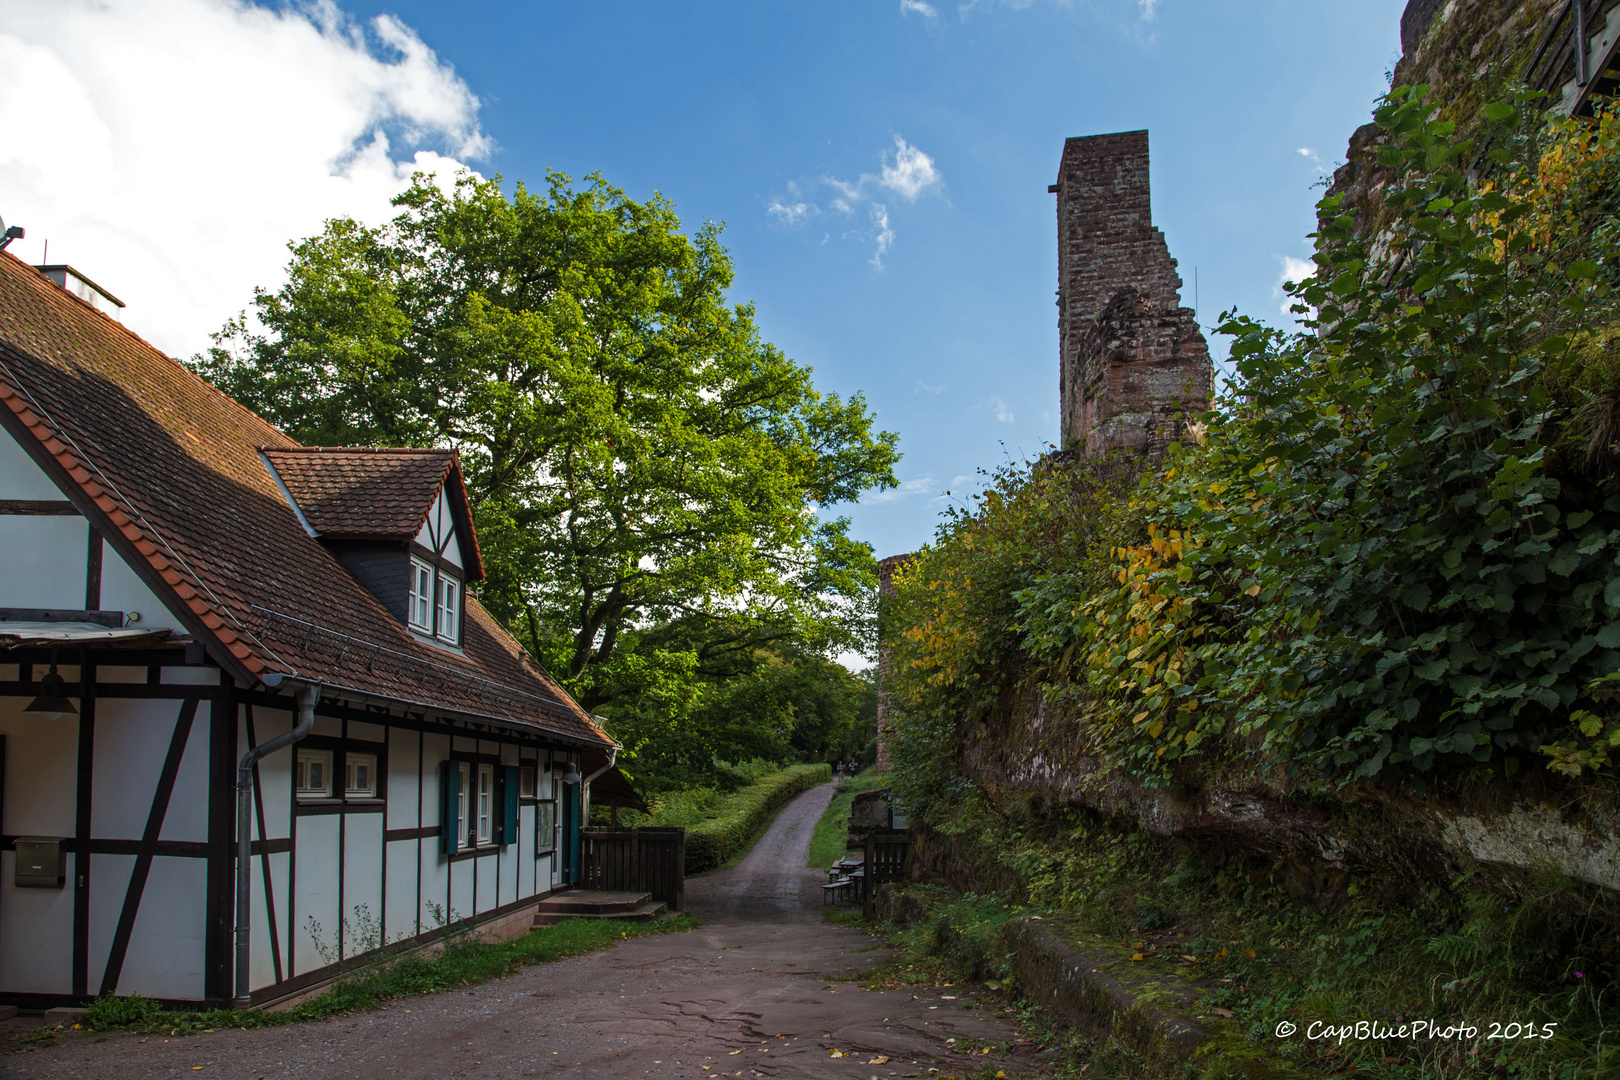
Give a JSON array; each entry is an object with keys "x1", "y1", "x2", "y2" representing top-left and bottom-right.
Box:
[
  {"x1": 335, "y1": 0, "x2": 1405, "y2": 559},
  {"x1": 1, "y1": 0, "x2": 1405, "y2": 563}
]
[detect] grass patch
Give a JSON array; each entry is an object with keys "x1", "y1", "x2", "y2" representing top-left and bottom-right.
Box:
[
  {"x1": 16, "y1": 915, "x2": 697, "y2": 1048},
  {"x1": 807, "y1": 769, "x2": 888, "y2": 870}
]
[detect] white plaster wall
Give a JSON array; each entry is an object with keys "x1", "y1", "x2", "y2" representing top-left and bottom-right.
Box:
[
  {"x1": 520, "y1": 804, "x2": 536, "y2": 896},
  {"x1": 348, "y1": 720, "x2": 385, "y2": 743},
  {"x1": 342, "y1": 815, "x2": 383, "y2": 959},
  {"x1": 159, "y1": 667, "x2": 219, "y2": 686},
  {"x1": 248, "y1": 707, "x2": 295, "y2": 841},
  {"x1": 0, "y1": 851, "x2": 75, "y2": 993},
  {"x1": 475, "y1": 851, "x2": 498, "y2": 914},
  {"x1": 385, "y1": 839, "x2": 419, "y2": 943},
  {"x1": 499, "y1": 834, "x2": 518, "y2": 907},
  {"x1": 156, "y1": 709, "x2": 211, "y2": 844},
  {"x1": 0, "y1": 427, "x2": 63, "y2": 499},
  {"x1": 87, "y1": 852, "x2": 135, "y2": 994},
  {"x1": 0, "y1": 515, "x2": 88, "y2": 608},
  {"x1": 419, "y1": 837, "x2": 449, "y2": 930},
  {"x1": 292, "y1": 815, "x2": 341, "y2": 976},
  {"x1": 387, "y1": 730, "x2": 420, "y2": 831},
  {"x1": 248, "y1": 850, "x2": 290, "y2": 993},
  {"x1": 98, "y1": 547, "x2": 171, "y2": 625},
  {"x1": 116, "y1": 856, "x2": 206, "y2": 1000},
  {"x1": 449, "y1": 857, "x2": 474, "y2": 924},
  {"x1": 0, "y1": 696, "x2": 78, "y2": 835},
  {"x1": 92, "y1": 698, "x2": 187, "y2": 842}
]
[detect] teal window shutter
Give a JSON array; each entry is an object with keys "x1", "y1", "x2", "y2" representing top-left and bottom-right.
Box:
[
  {"x1": 498, "y1": 765, "x2": 520, "y2": 845},
  {"x1": 440, "y1": 761, "x2": 459, "y2": 856}
]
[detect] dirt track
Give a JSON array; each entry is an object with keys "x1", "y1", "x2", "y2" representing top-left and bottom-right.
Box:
[{"x1": 2, "y1": 782, "x2": 1037, "y2": 1079}]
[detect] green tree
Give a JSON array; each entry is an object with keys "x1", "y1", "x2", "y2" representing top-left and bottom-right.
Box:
[{"x1": 199, "y1": 171, "x2": 898, "y2": 711}]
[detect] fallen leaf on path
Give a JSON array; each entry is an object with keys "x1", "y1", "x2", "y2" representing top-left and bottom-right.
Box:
[
  {"x1": 869, "y1": 1056, "x2": 890, "y2": 1065},
  {"x1": 1129, "y1": 952, "x2": 1145, "y2": 961}
]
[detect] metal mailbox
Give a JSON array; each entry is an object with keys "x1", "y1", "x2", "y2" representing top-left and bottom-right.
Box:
[{"x1": 15, "y1": 837, "x2": 66, "y2": 888}]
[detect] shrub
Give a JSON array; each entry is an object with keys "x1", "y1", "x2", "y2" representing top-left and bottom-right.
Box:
[{"x1": 83, "y1": 992, "x2": 162, "y2": 1030}]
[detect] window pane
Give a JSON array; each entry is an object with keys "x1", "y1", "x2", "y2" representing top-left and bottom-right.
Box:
[{"x1": 437, "y1": 576, "x2": 460, "y2": 644}]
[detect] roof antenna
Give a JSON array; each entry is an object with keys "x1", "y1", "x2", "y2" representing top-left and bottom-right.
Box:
[{"x1": 0, "y1": 212, "x2": 23, "y2": 252}]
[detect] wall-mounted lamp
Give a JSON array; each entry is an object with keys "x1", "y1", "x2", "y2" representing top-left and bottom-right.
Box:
[
  {"x1": 24, "y1": 667, "x2": 78, "y2": 719},
  {"x1": 560, "y1": 762, "x2": 581, "y2": 785}
]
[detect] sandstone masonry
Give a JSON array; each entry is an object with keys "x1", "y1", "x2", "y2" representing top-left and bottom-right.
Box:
[{"x1": 1055, "y1": 130, "x2": 1211, "y2": 458}]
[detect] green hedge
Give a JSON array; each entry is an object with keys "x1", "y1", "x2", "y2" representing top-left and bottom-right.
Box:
[{"x1": 684, "y1": 763, "x2": 831, "y2": 873}]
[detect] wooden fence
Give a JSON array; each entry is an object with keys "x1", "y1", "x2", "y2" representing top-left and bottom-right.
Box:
[{"x1": 580, "y1": 826, "x2": 686, "y2": 912}]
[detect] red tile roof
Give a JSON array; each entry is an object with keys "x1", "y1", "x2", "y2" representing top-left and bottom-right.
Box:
[
  {"x1": 0, "y1": 252, "x2": 609, "y2": 750},
  {"x1": 262, "y1": 447, "x2": 486, "y2": 579}
]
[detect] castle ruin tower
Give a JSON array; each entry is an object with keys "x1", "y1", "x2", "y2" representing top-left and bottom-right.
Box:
[{"x1": 1054, "y1": 130, "x2": 1212, "y2": 458}]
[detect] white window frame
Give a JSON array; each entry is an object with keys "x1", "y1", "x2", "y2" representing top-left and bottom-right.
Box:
[
  {"x1": 436, "y1": 573, "x2": 461, "y2": 645},
  {"x1": 345, "y1": 753, "x2": 377, "y2": 799},
  {"x1": 457, "y1": 761, "x2": 471, "y2": 849},
  {"x1": 519, "y1": 765, "x2": 536, "y2": 800},
  {"x1": 295, "y1": 749, "x2": 333, "y2": 799},
  {"x1": 408, "y1": 558, "x2": 434, "y2": 633},
  {"x1": 476, "y1": 764, "x2": 494, "y2": 845}
]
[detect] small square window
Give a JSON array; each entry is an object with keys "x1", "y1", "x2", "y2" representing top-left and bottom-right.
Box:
[
  {"x1": 436, "y1": 575, "x2": 460, "y2": 645},
  {"x1": 345, "y1": 753, "x2": 377, "y2": 799},
  {"x1": 408, "y1": 559, "x2": 433, "y2": 632},
  {"x1": 519, "y1": 765, "x2": 536, "y2": 799},
  {"x1": 295, "y1": 749, "x2": 333, "y2": 799}
]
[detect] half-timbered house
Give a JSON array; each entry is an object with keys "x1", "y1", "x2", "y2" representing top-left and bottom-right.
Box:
[{"x1": 0, "y1": 251, "x2": 643, "y2": 1010}]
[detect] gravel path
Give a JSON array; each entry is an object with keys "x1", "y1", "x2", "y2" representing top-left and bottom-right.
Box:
[{"x1": 3, "y1": 782, "x2": 1036, "y2": 1080}]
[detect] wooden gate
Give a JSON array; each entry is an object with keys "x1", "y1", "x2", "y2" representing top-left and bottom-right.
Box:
[
  {"x1": 862, "y1": 828, "x2": 911, "y2": 919},
  {"x1": 580, "y1": 826, "x2": 686, "y2": 912}
]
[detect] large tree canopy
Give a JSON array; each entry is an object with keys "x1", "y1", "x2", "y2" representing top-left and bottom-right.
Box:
[{"x1": 198, "y1": 172, "x2": 899, "y2": 719}]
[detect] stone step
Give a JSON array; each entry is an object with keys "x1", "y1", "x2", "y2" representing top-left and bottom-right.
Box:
[
  {"x1": 533, "y1": 898, "x2": 667, "y2": 926},
  {"x1": 534, "y1": 889, "x2": 652, "y2": 915}
]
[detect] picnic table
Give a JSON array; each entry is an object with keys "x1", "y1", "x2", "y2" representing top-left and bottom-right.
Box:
[{"x1": 822, "y1": 857, "x2": 865, "y2": 903}]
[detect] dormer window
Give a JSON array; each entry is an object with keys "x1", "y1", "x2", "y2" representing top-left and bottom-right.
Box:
[
  {"x1": 436, "y1": 574, "x2": 460, "y2": 645},
  {"x1": 409, "y1": 558, "x2": 434, "y2": 633},
  {"x1": 261, "y1": 446, "x2": 484, "y2": 648}
]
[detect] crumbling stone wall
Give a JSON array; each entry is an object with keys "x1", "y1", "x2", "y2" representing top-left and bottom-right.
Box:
[{"x1": 1055, "y1": 130, "x2": 1211, "y2": 459}]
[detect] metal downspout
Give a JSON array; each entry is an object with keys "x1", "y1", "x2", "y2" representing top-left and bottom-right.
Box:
[{"x1": 233, "y1": 677, "x2": 319, "y2": 1008}]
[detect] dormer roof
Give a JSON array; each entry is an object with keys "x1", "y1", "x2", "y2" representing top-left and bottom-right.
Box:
[{"x1": 262, "y1": 446, "x2": 485, "y2": 580}]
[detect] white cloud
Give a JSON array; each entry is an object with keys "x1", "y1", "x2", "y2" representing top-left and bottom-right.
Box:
[
  {"x1": 900, "y1": 0, "x2": 939, "y2": 15},
  {"x1": 1275, "y1": 254, "x2": 1316, "y2": 321},
  {"x1": 1137, "y1": 0, "x2": 1161, "y2": 19},
  {"x1": 767, "y1": 135, "x2": 942, "y2": 266},
  {"x1": 864, "y1": 474, "x2": 937, "y2": 504},
  {"x1": 878, "y1": 137, "x2": 942, "y2": 201},
  {"x1": 915, "y1": 380, "x2": 947, "y2": 394},
  {"x1": 989, "y1": 397, "x2": 1014, "y2": 423},
  {"x1": 869, "y1": 204, "x2": 894, "y2": 268},
  {"x1": 767, "y1": 199, "x2": 815, "y2": 226},
  {"x1": 1297, "y1": 146, "x2": 1326, "y2": 169},
  {"x1": 0, "y1": 0, "x2": 486, "y2": 358}
]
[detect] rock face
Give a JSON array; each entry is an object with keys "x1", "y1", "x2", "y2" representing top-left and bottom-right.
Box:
[{"x1": 1055, "y1": 130, "x2": 1211, "y2": 459}]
